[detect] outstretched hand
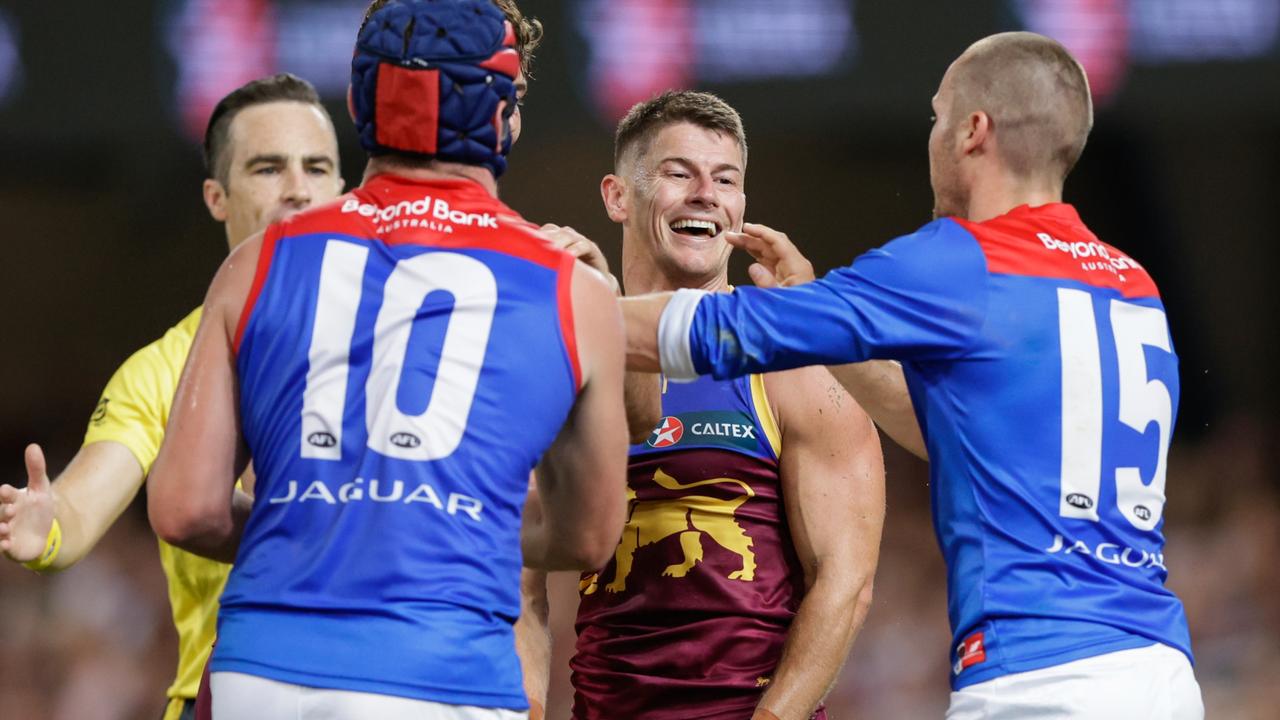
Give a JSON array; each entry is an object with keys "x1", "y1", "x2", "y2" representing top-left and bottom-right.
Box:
[
  {"x1": 540, "y1": 223, "x2": 620, "y2": 295},
  {"x1": 726, "y1": 222, "x2": 816, "y2": 288},
  {"x1": 0, "y1": 444, "x2": 57, "y2": 563}
]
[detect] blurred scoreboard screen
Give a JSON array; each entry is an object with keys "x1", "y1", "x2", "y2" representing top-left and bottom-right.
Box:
[
  {"x1": 0, "y1": 8, "x2": 20, "y2": 106},
  {"x1": 153, "y1": 0, "x2": 1280, "y2": 139}
]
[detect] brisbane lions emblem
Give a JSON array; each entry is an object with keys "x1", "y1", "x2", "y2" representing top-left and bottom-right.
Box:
[
  {"x1": 647, "y1": 416, "x2": 684, "y2": 448},
  {"x1": 581, "y1": 468, "x2": 756, "y2": 595}
]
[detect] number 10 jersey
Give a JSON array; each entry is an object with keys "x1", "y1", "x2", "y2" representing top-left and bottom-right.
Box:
[{"x1": 215, "y1": 174, "x2": 581, "y2": 709}]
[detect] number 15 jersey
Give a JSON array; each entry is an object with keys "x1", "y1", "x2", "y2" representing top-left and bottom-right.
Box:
[
  {"x1": 667, "y1": 203, "x2": 1192, "y2": 689},
  {"x1": 216, "y1": 174, "x2": 581, "y2": 709}
]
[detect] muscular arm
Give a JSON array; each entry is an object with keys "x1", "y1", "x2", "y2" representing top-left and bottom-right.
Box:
[
  {"x1": 526, "y1": 263, "x2": 628, "y2": 571},
  {"x1": 147, "y1": 237, "x2": 259, "y2": 562},
  {"x1": 0, "y1": 441, "x2": 142, "y2": 570},
  {"x1": 755, "y1": 367, "x2": 885, "y2": 720}
]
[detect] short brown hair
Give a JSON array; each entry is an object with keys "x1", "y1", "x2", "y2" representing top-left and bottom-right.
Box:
[
  {"x1": 202, "y1": 73, "x2": 325, "y2": 187},
  {"x1": 360, "y1": 0, "x2": 543, "y2": 77},
  {"x1": 613, "y1": 90, "x2": 748, "y2": 171},
  {"x1": 950, "y1": 32, "x2": 1093, "y2": 180}
]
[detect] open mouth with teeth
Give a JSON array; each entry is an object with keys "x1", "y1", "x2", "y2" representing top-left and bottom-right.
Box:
[{"x1": 669, "y1": 218, "x2": 722, "y2": 239}]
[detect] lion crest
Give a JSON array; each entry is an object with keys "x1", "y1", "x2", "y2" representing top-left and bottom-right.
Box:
[{"x1": 583, "y1": 468, "x2": 756, "y2": 595}]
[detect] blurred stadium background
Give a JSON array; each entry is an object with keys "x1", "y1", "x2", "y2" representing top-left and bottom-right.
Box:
[{"x1": 1, "y1": 0, "x2": 1277, "y2": 717}]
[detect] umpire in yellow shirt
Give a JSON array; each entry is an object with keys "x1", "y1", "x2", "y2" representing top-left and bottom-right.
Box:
[{"x1": 0, "y1": 73, "x2": 344, "y2": 720}]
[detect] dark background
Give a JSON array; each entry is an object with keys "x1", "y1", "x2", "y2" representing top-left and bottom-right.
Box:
[{"x1": 1, "y1": 1, "x2": 1277, "y2": 718}]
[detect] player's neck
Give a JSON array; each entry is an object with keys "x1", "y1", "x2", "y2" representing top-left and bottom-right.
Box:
[
  {"x1": 362, "y1": 158, "x2": 497, "y2": 196},
  {"x1": 965, "y1": 171, "x2": 1063, "y2": 223}
]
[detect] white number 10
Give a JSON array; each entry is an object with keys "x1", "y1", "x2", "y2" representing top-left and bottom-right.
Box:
[
  {"x1": 1057, "y1": 288, "x2": 1173, "y2": 532},
  {"x1": 300, "y1": 239, "x2": 496, "y2": 462}
]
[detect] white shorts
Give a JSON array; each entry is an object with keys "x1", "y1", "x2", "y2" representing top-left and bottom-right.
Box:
[
  {"x1": 210, "y1": 672, "x2": 528, "y2": 720},
  {"x1": 946, "y1": 643, "x2": 1203, "y2": 720}
]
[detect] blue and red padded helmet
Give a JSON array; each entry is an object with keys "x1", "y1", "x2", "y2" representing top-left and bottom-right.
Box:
[{"x1": 351, "y1": 0, "x2": 521, "y2": 177}]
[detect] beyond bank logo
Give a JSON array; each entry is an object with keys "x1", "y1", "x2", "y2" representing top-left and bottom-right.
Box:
[{"x1": 341, "y1": 195, "x2": 499, "y2": 232}]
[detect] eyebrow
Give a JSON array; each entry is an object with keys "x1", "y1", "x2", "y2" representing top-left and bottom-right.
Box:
[
  {"x1": 659, "y1": 156, "x2": 743, "y2": 175},
  {"x1": 243, "y1": 153, "x2": 335, "y2": 168}
]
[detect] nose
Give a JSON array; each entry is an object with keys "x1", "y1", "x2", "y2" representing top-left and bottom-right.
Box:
[
  {"x1": 687, "y1": 173, "x2": 718, "y2": 208},
  {"x1": 281, "y1": 166, "x2": 312, "y2": 208}
]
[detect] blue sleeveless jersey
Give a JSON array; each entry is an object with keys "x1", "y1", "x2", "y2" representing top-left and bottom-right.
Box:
[
  {"x1": 217, "y1": 174, "x2": 580, "y2": 708},
  {"x1": 673, "y1": 204, "x2": 1192, "y2": 689}
]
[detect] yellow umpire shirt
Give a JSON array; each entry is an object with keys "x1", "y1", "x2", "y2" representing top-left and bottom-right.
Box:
[{"x1": 82, "y1": 307, "x2": 228, "y2": 720}]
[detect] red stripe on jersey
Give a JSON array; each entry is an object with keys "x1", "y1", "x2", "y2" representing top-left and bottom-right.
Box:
[
  {"x1": 954, "y1": 204, "x2": 1160, "y2": 299},
  {"x1": 558, "y1": 253, "x2": 583, "y2": 391},
  {"x1": 233, "y1": 224, "x2": 282, "y2": 354}
]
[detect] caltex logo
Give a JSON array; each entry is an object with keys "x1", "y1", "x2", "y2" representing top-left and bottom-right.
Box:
[{"x1": 647, "y1": 416, "x2": 684, "y2": 448}]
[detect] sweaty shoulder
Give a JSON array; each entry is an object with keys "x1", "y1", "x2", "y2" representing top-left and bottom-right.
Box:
[{"x1": 83, "y1": 306, "x2": 203, "y2": 474}]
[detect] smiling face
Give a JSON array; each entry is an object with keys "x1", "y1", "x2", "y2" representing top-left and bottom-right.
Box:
[{"x1": 618, "y1": 121, "x2": 746, "y2": 285}]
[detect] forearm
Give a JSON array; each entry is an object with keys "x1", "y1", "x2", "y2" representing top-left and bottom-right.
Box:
[
  {"x1": 826, "y1": 362, "x2": 927, "y2": 459},
  {"x1": 621, "y1": 293, "x2": 673, "y2": 373},
  {"x1": 756, "y1": 572, "x2": 873, "y2": 720},
  {"x1": 49, "y1": 487, "x2": 122, "y2": 569},
  {"x1": 515, "y1": 569, "x2": 551, "y2": 718},
  {"x1": 520, "y1": 478, "x2": 598, "y2": 571},
  {"x1": 160, "y1": 488, "x2": 250, "y2": 563},
  {"x1": 658, "y1": 284, "x2": 876, "y2": 382},
  {"x1": 47, "y1": 443, "x2": 146, "y2": 569}
]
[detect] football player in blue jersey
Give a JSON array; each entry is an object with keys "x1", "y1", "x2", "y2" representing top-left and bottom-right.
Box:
[
  {"x1": 622, "y1": 32, "x2": 1204, "y2": 719},
  {"x1": 146, "y1": 1, "x2": 628, "y2": 718}
]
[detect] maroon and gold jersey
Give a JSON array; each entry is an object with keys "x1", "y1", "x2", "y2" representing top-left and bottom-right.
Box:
[{"x1": 571, "y1": 373, "x2": 824, "y2": 720}]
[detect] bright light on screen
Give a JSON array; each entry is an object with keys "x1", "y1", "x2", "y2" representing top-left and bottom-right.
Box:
[
  {"x1": 0, "y1": 9, "x2": 22, "y2": 105},
  {"x1": 1014, "y1": 0, "x2": 1280, "y2": 103},
  {"x1": 575, "y1": 0, "x2": 856, "y2": 121},
  {"x1": 163, "y1": 0, "x2": 1278, "y2": 139},
  {"x1": 166, "y1": 0, "x2": 366, "y2": 140}
]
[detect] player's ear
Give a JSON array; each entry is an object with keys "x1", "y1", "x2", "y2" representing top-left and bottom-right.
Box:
[
  {"x1": 960, "y1": 110, "x2": 990, "y2": 157},
  {"x1": 203, "y1": 178, "x2": 229, "y2": 222},
  {"x1": 601, "y1": 174, "x2": 627, "y2": 223}
]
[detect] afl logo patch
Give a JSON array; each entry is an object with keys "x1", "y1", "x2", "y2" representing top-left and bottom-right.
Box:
[
  {"x1": 1065, "y1": 493, "x2": 1094, "y2": 510},
  {"x1": 390, "y1": 432, "x2": 421, "y2": 449},
  {"x1": 647, "y1": 416, "x2": 684, "y2": 448},
  {"x1": 307, "y1": 432, "x2": 337, "y2": 448}
]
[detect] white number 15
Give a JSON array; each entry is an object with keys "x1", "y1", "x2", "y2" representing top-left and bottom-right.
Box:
[{"x1": 1057, "y1": 288, "x2": 1173, "y2": 532}]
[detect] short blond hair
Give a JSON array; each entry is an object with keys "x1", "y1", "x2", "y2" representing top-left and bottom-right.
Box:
[
  {"x1": 950, "y1": 32, "x2": 1093, "y2": 180},
  {"x1": 614, "y1": 90, "x2": 747, "y2": 171}
]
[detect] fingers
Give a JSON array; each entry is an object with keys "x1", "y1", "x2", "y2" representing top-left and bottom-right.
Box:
[
  {"x1": 724, "y1": 231, "x2": 772, "y2": 263},
  {"x1": 540, "y1": 223, "x2": 613, "y2": 281},
  {"x1": 0, "y1": 483, "x2": 20, "y2": 502},
  {"x1": 24, "y1": 444, "x2": 49, "y2": 494},
  {"x1": 747, "y1": 263, "x2": 779, "y2": 289}
]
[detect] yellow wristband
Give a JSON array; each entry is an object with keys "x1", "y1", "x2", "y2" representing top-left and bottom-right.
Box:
[{"x1": 22, "y1": 518, "x2": 62, "y2": 572}]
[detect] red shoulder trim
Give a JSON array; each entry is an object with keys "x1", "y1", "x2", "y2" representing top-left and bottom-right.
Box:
[
  {"x1": 233, "y1": 224, "x2": 283, "y2": 354},
  {"x1": 954, "y1": 214, "x2": 1160, "y2": 299},
  {"x1": 557, "y1": 253, "x2": 583, "y2": 391}
]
